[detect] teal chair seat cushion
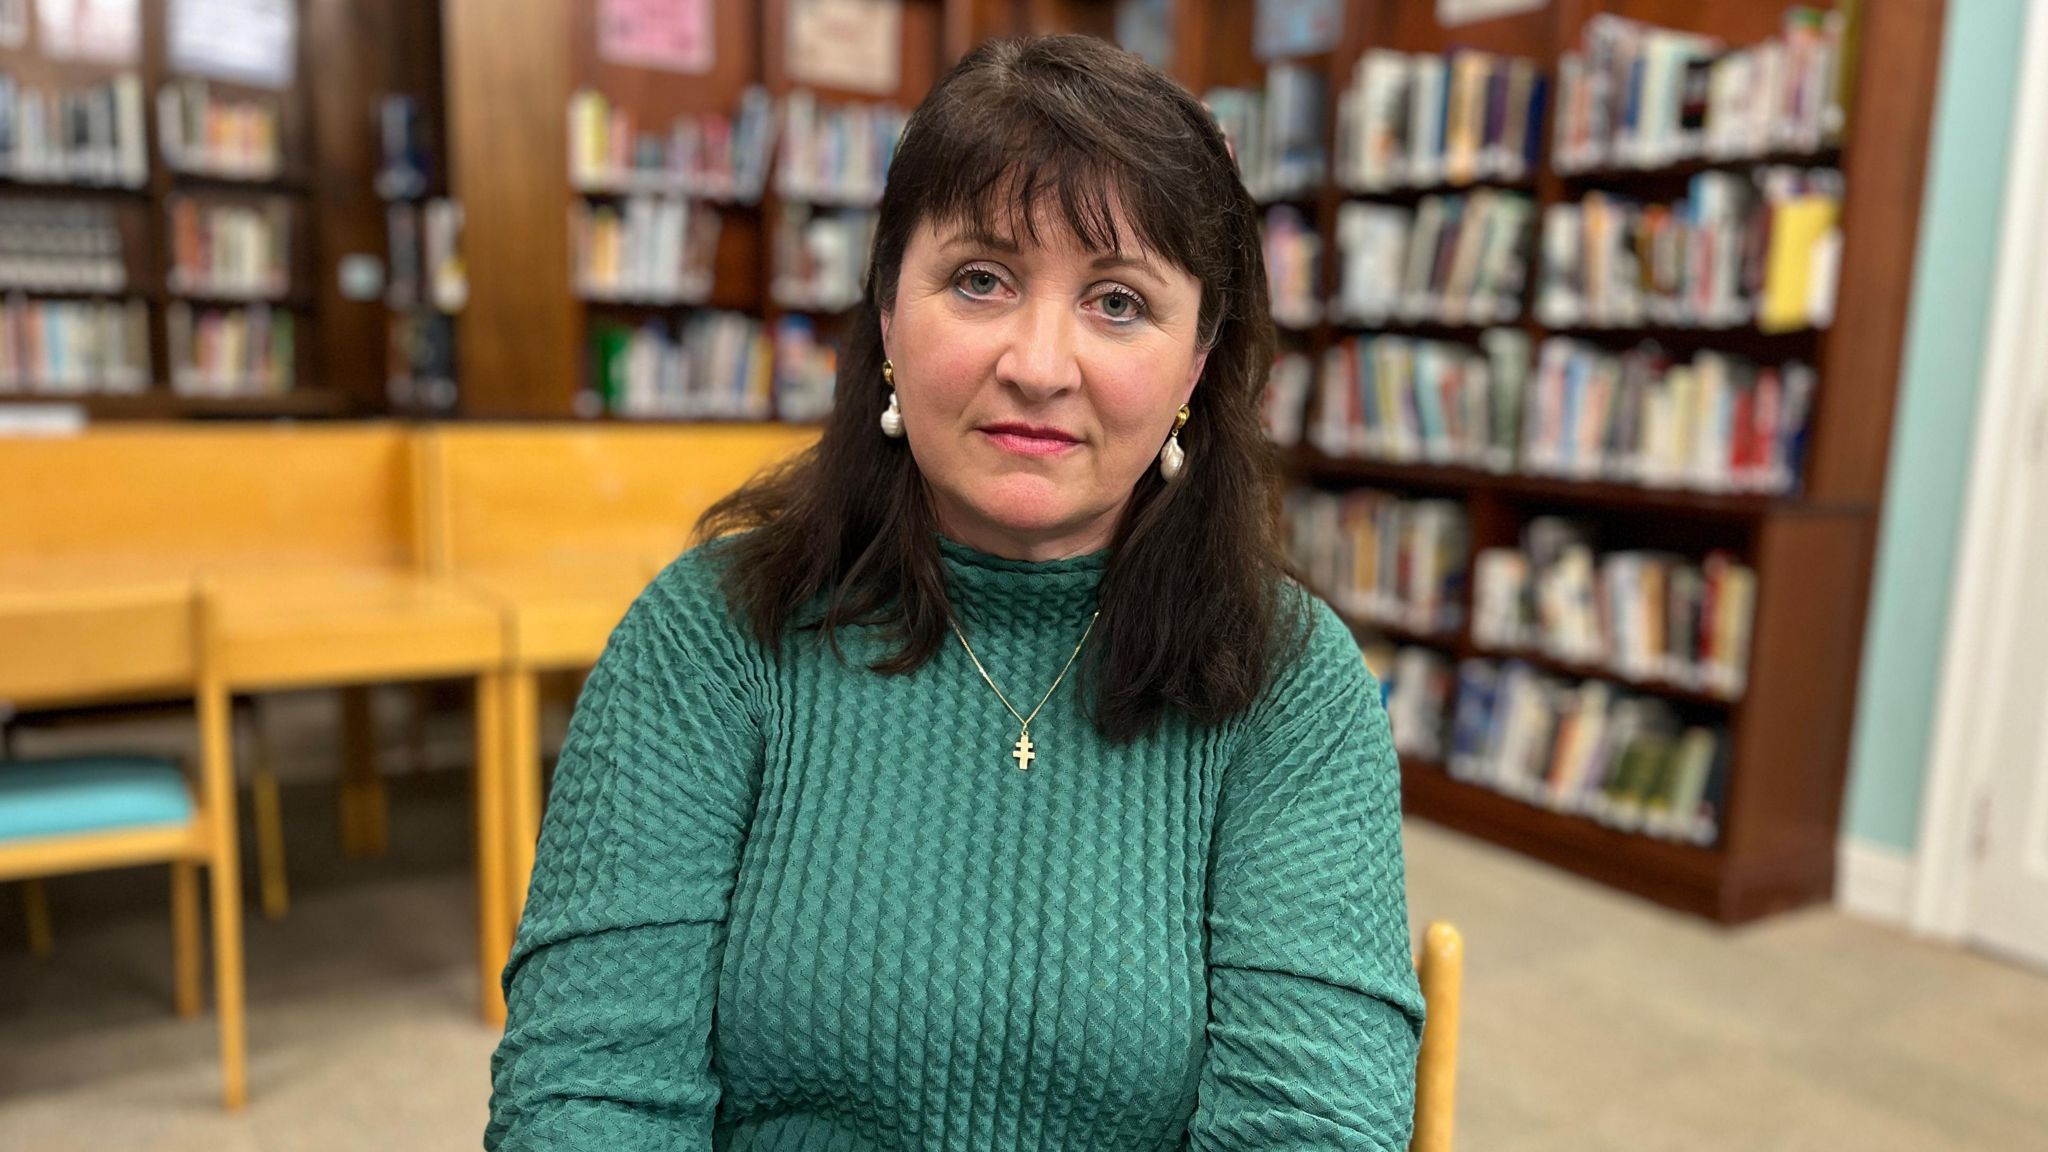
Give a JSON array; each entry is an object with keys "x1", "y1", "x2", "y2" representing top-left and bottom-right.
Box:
[{"x1": 0, "y1": 756, "x2": 194, "y2": 842}]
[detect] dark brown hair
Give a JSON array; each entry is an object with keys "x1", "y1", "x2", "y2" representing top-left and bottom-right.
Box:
[{"x1": 698, "y1": 34, "x2": 1295, "y2": 740}]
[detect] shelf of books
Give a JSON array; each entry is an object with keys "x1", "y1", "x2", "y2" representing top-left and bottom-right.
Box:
[
  {"x1": 379, "y1": 85, "x2": 465, "y2": 418},
  {"x1": 1220, "y1": 0, "x2": 1938, "y2": 923},
  {"x1": 1, "y1": 0, "x2": 334, "y2": 421},
  {"x1": 523, "y1": 0, "x2": 939, "y2": 423}
]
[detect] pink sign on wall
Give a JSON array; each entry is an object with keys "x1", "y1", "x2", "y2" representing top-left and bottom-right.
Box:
[{"x1": 598, "y1": 0, "x2": 713, "y2": 75}]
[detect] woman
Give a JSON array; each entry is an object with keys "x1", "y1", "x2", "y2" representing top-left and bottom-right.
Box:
[{"x1": 489, "y1": 35, "x2": 1424, "y2": 1151}]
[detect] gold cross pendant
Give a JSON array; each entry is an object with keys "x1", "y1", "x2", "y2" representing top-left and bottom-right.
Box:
[{"x1": 1011, "y1": 731, "x2": 1037, "y2": 771}]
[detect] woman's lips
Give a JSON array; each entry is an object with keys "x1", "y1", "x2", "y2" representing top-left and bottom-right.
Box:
[{"x1": 980, "y1": 426, "x2": 1080, "y2": 456}]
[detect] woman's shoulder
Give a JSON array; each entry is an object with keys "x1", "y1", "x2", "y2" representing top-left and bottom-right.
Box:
[
  {"x1": 1241, "y1": 577, "x2": 1384, "y2": 741},
  {"x1": 604, "y1": 536, "x2": 765, "y2": 687}
]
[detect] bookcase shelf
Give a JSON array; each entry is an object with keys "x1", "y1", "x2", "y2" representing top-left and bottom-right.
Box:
[
  {"x1": 1466, "y1": 645, "x2": 1743, "y2": 711},
  {"x1": 164, "y1": 171, "x2": 314, "y2": 196},
  {"x1": 0, "y1": 176, "x2": 150, "y2": 197},
  {"x1": 1556, "y1": 147, "x2": 1846, "y2": 189},
  {"x1": 1543, "y1": 324, "x2": 1824, "y2": 359},
  {"x1": 1339, "y1": 179, "x2": 1537, "y2": 204},
  {"x1": 1293, "y1": 446, "x2": 1781, "y2": 520},
  {"x1": 1400, "y1": 758, "x2": 1740, "y2": 918},
  {"x1": 0, "y1": 389, "x2": 350, "y2": 419},
  {"x1": 1343, "y1": 602, "x2": 1745, "y2": 711},
  {"x1": 1336, "y1": 610, "x2": 1462, "y2": 653}
]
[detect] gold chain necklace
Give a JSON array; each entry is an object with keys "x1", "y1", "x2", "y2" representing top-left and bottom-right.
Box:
[{"x1": 947, "y1": 610, "x2": 1100, "y2": 771}]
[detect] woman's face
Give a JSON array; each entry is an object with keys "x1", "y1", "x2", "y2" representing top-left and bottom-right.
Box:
[{"x1": 879, "y1": 205, "x2": 1209, "y2": 561}]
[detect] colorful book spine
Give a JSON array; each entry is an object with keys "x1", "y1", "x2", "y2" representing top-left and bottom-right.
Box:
[
  {"x1": 0, "y1": 296, "x2": 150, "y2": 393},
  {"x1": 1284, "y1": 486, "x2": 1470, "y2": 636},
  {"x1": 1441, "y1": 656, "x2": 1727, "y2": 845}
]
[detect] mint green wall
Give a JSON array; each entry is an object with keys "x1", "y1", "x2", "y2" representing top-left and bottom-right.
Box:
[{"x1": 1844, "y1": 0, "x2": 2028, "y2": 852}]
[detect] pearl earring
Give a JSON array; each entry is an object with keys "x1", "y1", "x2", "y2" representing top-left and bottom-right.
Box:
[
  {"x1": 1159, "y1": 405, "x2": 1189, "y2": 481},
  {"x1": 880, "y1": 359, "x2": 904, "y2": 439}
]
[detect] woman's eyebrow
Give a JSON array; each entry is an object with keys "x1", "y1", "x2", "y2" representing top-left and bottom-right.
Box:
[
  {"x1": 1091, "y1": 251, "x2": 1164, "y2": 279},
  {"x1": 941, "y1": 227, "x2": 1019, "y2": 253}
]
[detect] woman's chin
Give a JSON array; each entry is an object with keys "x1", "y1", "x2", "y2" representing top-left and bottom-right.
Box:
[{"x1": 953, "y1": 480, "x2": 1106, "y2": 546}]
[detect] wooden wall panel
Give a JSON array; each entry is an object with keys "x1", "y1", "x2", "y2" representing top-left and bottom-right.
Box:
[
  {"x1": 307, "y1": 0, "x2": 406, "y2": 412},
  {"x1": 445, "y1": 0, "x2": 576, "y2": 417}
]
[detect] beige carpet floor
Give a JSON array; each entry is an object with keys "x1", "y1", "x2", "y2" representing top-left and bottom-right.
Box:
[{"x1": 2, "y1": 771, "x2": 2044, "y2": 1151}]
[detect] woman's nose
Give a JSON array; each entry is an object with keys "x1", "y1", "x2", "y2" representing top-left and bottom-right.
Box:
[{"x1": 993, "y1": 297, "x2": 1083, "y2": 400}]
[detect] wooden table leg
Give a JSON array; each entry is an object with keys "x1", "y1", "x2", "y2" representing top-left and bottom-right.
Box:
[
  {"x1": 503, "y1": 668, "x2": 542, "y2": 941},
  {"x1": 474, "y1": 671, "x2": 508, "y2": 1027},
  {"x1": 339, "y1": 686, "x2": 388, "y2": 858},
  {"x1": 241, "y1": 699, "x2": 289, "y2": 921},
  {"x1": 200, "y1": 678, "x2": 248, "y2": 1111}
]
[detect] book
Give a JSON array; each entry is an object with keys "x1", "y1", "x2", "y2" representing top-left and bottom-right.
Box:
[
  {"x1": 1518, "y1": 338, "x2": 1815, "y2": 495},
  {"x1": 573, "y1": 196, "x2": 721, "y2": 304},
  {"x1": 1210, "y1": 65, "x2": 1326, "y2": 202},
  {"x1": 570, "y1": 85, "x2": 781, "y2": 202},
  {"x1": 772, "y1": 204, "x2": 876, "y2": 312},
  {"x1": 1285, "y1": 486, "x2": 1469, "y2": 635},
  {"x1": 157, "y1": 78, "x2": 282, "y2": 181},
  {"x1": 0, "y1": 296, "x2": 150, "y2": 394},
  {"x1": 586, "y1": 311, "x2": 772, "y2": 420},
  {"x1": 0, "y1": 199, "x2": 128, "y2": 293},
  {"x1": 776, "y1": 89, "x2": 907, "y2": 207},
  {"x1": 772, "y1": 315, "x2": 836, "y2": 423},
  {"x1": 1337, "y1": 48, "x2": 1545, "y2": 192},
  {"x1": 1556, "y1": 9, "x2": 1853, "y2": 173},
  {"x1": 167, "y1": 196, "x2": 293, "y2": 299},
  {"x1": 1264, "y1": 205, "x2": 1322, "y2": 328},
  {"x1": 1473, "y1": 525, "x2": 1757, "y2": 698},
  {"x1": 166, "y1": 302, "x2": 294, "y2": 396},
  {"x1": 0, "y1": 71, "x2": 147, "y2": 187},
  {"x1": 1333, "y1": 191, "x2": 1533, "y2": 326}
]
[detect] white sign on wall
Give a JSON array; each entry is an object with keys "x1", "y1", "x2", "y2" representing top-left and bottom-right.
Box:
[
  {"x1": 786, "y1": 0, "x2": 901, "y2": 95},
  {"x1": 1437, "y1": 0, "x2": 1547, "y2": 27},
  {"x1": 168, "y1": 0, "x2": 297, "y2": 89},
  {"x1": 35, "y1": 0, "x2": 140, "y2": 63}
]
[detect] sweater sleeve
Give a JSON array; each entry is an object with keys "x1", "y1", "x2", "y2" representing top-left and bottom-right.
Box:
[
  {"x1": 1188, "y1": 595, "x2": 1426, "y2": 1150},
  {"x1": 486, "y1": 555, "x2": 762, "y2": 1150}
]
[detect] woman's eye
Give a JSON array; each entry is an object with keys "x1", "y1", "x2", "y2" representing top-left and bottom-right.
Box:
[
  {"x1": 1097, "y1": 289, "x2": 1148, "y2": 322},
  {"x1": 959, "y1": 269, "x2": 1002, "y2": 296}
]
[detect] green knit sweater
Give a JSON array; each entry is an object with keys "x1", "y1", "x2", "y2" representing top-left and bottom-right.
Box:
[{"x1": 487, "y1": 538, "x2": 1424, "y2": 1150}]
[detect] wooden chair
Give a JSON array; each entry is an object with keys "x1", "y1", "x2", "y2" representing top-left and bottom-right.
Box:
[
  {"x1": 1413, "y1": 921, "x2": 1464, "y2": 1152},
  {"x1": 0, "y1": 579, "x2": 246, "y2": 1109}
]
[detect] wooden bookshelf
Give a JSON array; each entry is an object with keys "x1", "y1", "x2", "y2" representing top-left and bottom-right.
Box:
[
  {"x1": 1281, "y1": 0, "x2": 1939, "y2": 923},
  {"x1": 995, "y1": 0, "x2": 1942, "y2": 922},
  {"x1": 445, "y1": 0, "x2": 947, "y2": 419},
  {"x1": 0, "y1": 0, "x2": 353, "y2": 417}
]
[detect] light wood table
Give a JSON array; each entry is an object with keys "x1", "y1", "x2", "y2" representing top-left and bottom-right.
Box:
[
  {"x1": 203, "y1": 565, "x2": 511, "y2": 1022},
  {"x1": 457, "y1": 559, "x2": 657, "y2": 938}
]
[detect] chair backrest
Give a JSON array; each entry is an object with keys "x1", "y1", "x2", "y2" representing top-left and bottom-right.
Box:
[
  {"x1": 0, "y1": 581, "x2": 200, "y2": 708},
  {"x1": 1413, "y1": 921, "x2": 1463, "y2": 1152},
  {"x1": 0, "y1": 424, "x2": 422, "y2": 572},
  {"x1": 422, "y1": 423, "x2": 819, "y2": 573}
]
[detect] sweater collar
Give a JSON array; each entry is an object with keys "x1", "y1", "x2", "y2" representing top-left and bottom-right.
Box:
[{"x1": 937, "y1": 535, "x2": 1107, "y2": 632}]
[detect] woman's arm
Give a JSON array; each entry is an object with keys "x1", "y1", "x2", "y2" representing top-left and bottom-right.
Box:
[
  {"x1": 1189, "y1": 597, "x2": 1426, "y2": 1151},
  {"x1": 487, "y1": 559, "x2": 763, "y2": 1150}
]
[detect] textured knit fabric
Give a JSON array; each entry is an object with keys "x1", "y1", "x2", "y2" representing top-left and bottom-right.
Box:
[{"x1": 487, "y1": 537, "x2": 1424, "y2": 1151}]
